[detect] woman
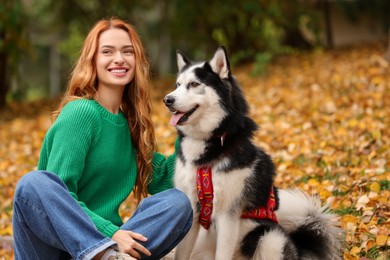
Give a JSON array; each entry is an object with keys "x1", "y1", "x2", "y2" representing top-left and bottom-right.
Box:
[{"x1": 12, "y1": 17, "x2": 192, "y2": 260}]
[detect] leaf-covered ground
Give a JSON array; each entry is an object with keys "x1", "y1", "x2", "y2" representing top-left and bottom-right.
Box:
[{"x1": 0, "y1": 45, "x2": 389, "y2": 259}]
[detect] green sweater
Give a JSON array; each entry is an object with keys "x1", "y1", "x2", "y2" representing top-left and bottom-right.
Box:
[{"x1": 38, "y1": 99, "x2": 176, "y2": 237}]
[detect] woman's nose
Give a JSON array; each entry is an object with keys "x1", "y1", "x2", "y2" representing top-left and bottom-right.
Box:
[{"x1": 114, "y1": 51, "x2": 125, "y2": 64}]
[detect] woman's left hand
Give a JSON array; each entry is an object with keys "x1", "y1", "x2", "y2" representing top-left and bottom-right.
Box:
[{"x1": 112, "y1": 230, "x2": 151, "y2": 259}]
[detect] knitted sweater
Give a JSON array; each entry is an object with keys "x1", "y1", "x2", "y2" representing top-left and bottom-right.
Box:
[{"x1": 38, "y1": 99, "x2": 176, "y2": 237}]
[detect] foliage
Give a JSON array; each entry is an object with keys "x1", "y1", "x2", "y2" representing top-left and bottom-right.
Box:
[
  {"x1": 2, "y1": 0, "x2": 390, "y2": 107},
  {"x1": 0, "y1": 0, "x2": 30, "y2": 107},
  {"x1": 169, "y1": 0, "x2": 323, "y2": 73},
  {"x1": 1, "y1": 44, "x2": 389, "y2": 259},
  {"x1": 22, "y1": 0, "x2": 150, "y2": 72},
  {"x1": 22, "y1": 0, "x2": 324, "y2": 79},
  {"x1": 0, "y1": 0, "x2": 29, "y2": 63}
]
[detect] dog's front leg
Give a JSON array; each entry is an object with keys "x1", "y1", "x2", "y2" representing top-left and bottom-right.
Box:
[
  {"x1": 214, "y1": 213, "x2": 241, "y2": 260},
  {"x1": 174, "y1": 213, "x2": 200, "y2": 260}
]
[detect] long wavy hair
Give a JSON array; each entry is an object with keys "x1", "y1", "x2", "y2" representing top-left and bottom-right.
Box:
[{"x1": 54, "y1": 17, "x2": 155, "y2": 202}]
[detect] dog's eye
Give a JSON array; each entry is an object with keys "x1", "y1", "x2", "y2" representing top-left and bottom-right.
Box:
[
  {"x1": 175, "y1": 82, "x2": 180, "y2": 88},
  {"x1": 189, "y1": 81, "x2": 200, "y2": 88}
]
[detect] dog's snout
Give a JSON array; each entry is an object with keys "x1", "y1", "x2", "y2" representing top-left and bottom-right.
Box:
[{"x1": 163, "y1": 95, "x2": 175, "y2": 107}]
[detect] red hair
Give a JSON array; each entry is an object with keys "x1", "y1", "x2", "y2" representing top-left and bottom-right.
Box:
[{"x1": 54, "y1": 17, "x2": 155, "y2": 202}]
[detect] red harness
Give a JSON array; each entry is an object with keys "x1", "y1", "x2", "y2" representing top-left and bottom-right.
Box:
[{"x1": 196, "y1": 166, "x2": 278, "y2": 230}]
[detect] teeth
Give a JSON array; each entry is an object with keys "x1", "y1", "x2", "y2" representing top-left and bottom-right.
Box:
[
  {"x1": 111, "y1": 69, "x2": 126, "y2": 73},
  {"x1": 173, "y1": 111, "x2": 178, "y2": 114}
]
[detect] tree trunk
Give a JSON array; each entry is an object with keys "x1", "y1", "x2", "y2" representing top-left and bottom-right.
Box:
[
  {"x1": 50, "y1": 39, "x2": 62, "y2": 98},
  {"x1": 385, "y1": 28, "x2": 390, "y2": 62},
  {"x1": 321, "y1": 0, "x2": 334, "y2": 49},
  {"x1": 157, "y1": 0, "x2": 172, "y2": 76},
  {"x1": 0, "y1": 52, "x2": 9, "y2": 109}
]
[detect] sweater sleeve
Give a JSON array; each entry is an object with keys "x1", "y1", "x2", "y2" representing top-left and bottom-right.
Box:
[
  {"x1": 147, "y1": 138, "x2": 180, "y2": 194},
  {"x1": 38, "y1": 101, "x2": 119, "y2": 237},
  {"x1": 147, "y1": 153, "x2": 176, "y2": 194}
]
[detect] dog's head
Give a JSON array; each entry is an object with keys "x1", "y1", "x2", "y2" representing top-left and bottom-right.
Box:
[{"x1": 164, "y1": 47, "x2": 251, "y2": 139}]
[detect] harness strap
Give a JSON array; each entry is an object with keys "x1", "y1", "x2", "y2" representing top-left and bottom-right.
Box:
[
  {"x1": 241, "y1": 186, "x2": 278, "y2": 223},
  {"x1": 196, "y1": 166, "x2": 213, "y2": 230},
  {"x1": 196, "y1": 166, "x2": 278, "y2": 230}
]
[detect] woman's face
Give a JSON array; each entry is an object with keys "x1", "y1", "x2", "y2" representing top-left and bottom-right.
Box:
[{"x1": 95, "y1": 28, "x2": 136, "y2": 91}]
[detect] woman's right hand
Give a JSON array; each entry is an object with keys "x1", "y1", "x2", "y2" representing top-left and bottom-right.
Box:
[{"x1": 111, "y1": 230, "x2": 151, "y2": 259}]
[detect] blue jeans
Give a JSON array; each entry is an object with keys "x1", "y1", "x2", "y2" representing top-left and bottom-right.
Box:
[{"x1": 12, "y1": 171, "x2": 193, "y2": 260}]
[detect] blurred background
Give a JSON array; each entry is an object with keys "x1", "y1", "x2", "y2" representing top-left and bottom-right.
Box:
[{"x1": 1, "y1": 0, "x2": 389, "y2": 107}]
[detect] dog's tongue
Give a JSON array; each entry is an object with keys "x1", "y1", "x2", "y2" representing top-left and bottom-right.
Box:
[{"x1": 170, "y1": 112, "x2": 185, "y2": 126}]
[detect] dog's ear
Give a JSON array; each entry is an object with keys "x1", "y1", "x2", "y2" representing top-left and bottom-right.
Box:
[
  {"x1": 209, "y1": 46, "x2": 230, "y2": 79},
  {"x1": 176, "y1": 50, "x2": 191, "y2": 71}
]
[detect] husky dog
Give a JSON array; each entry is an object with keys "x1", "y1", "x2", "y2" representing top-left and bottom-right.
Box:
[{"x1": 163, "y1": 47, "x2": 342, "y2": 260}]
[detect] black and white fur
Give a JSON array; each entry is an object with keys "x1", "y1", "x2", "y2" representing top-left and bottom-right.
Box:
[{"x1": 164, "y1": 47, "x2": 342, "y2": 260}]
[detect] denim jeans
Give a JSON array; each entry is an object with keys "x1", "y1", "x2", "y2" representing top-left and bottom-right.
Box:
[{"x1": 12, "y1": 171, "x2": 193, "y2": 260}]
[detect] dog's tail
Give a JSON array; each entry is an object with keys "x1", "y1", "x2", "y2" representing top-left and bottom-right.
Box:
[{"x1": 276, "y1": 189, "x2": 343, "y2": 260}]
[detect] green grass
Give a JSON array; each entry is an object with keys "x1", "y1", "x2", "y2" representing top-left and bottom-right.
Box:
[{"x1": 333, "y1": 206, "x2": 362, "y2": 216}]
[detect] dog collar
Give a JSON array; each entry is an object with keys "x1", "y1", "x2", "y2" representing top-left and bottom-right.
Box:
[{"x1": 196, "y1": 166, "x2": 278, "y2": 230}]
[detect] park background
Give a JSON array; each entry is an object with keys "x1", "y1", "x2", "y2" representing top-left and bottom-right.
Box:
[{"x1": 0, "y1": 0, "x2": 389, "y2": 259}]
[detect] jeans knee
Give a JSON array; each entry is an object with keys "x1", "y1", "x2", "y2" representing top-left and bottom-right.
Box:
[
  {"x1": 169, "y1": 189, "x2": 192, "y2": 217},
  {"x1": 15, "y1": 171, "x2": 62, "y2": 201},
  {"x1": 15, "y1": 171, "x2": 40, "y2": 194}
]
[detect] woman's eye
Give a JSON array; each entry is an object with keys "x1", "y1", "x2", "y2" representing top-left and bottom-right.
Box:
[
  {"x1": 190, "y1": 81, "x2": 200, "y2": 87},
  {"x1": 124, "y1": 49, "x2": 134, "y2": 54},
  {"x1": 102, "y1": 49, "x2": 111, "y2": 54}
]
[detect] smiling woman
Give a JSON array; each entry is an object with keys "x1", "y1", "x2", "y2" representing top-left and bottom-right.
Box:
[{"x1": 12, "y1": 17, "x2": 192, "y2": 260}]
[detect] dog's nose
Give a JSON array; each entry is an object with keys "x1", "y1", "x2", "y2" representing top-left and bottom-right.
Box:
[{"x1": 163, "y1": 96, "x2": 175, "y2": 107}]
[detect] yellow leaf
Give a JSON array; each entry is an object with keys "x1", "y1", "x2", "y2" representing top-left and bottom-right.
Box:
[
  {"x1": 371, "y1": 129, "x2": 382, "y2": 140},
  {"x1": 0, "y1": 225, "x2": 13, "y2": 236},
  {"x1": 343, "y1": 252, "x2": 357, "y2": 260},
  {"x1": 376, "y1": 234, "x2": 388, "y2": 246},
  {"x1": 369, "y1": 182, "x2": 381, "y2": 193},
  {"x1": 319, "y1": 189, "x2": 332, "y2": 200},
  {"x1": 349, "y1": 246, "x2": 361, "y2": 255},
  {"x1": 348, "y1": 119, "x2": 358, "y2": 127},
  {"x1": 343, "y1": 214, "x2": 358, "y2": 224},
  {"x1": 308, "y1": 178, "x2": 319, "y2": 186}
]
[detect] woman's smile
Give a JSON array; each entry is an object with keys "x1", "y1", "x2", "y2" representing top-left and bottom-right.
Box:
[{"x1": 108, "y1": 66, "x2": 130, "y2": 77}]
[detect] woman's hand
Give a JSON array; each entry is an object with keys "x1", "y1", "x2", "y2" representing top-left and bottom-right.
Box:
[{"x1": 112, "y1": 230, "x2": 151, "y2": 259}]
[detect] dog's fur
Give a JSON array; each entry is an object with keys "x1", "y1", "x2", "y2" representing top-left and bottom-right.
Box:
[{"x1": 164, "y1": 47, "x2": 342, "y2": 260}]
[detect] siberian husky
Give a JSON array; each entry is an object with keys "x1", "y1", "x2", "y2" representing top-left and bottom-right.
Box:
[{"x1": 163, "y1": 47, "x2": 342, "y2": 260}]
